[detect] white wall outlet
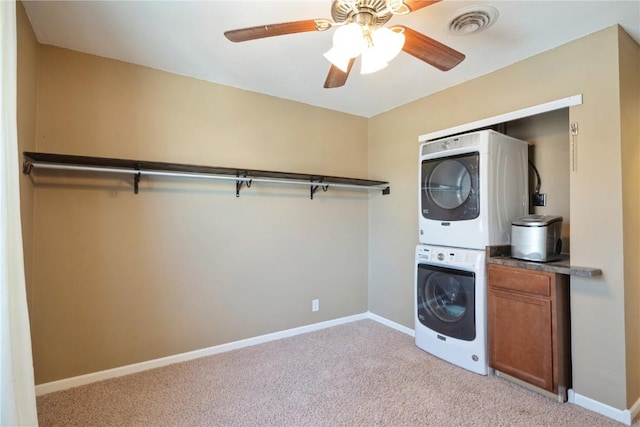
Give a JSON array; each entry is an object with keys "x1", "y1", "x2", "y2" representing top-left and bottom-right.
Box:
[{"x1": 312, "y1": 299, "x2": 319, "y2": 312}]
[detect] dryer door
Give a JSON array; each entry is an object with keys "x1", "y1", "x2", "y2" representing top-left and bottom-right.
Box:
[
  {"x1": 421, "y1": 152, "x2": 479, "y2": 221},
  {"x1": 417, "y1": 263, "x2": 476, "y2": 341}
]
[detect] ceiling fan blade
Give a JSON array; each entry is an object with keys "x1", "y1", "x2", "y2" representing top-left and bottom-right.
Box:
[
  {"x1": 403, "y1": 0, "x2": 442, "y2": 13},
  {"x1": 398, "y1": 26, "x2": 465, "y2": 71},
  {"x1": 324, "y1": 59, "x2": 355, "y2": 89},
  {"x1": 225, "y1": 20, "x2": 322, "y2": 42}
]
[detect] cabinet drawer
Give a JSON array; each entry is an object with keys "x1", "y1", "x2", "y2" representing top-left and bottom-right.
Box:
[{"x1": 487, "y1": 265, "x2": 551, "y2": 297}]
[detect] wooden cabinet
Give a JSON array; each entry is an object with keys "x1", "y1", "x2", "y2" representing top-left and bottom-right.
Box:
[{"x1": 487, "y1": 264, "x2": 570, "y2": 401}]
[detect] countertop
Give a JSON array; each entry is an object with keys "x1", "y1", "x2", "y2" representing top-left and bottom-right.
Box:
[{"x1": 486, "y1": 245, "x2": 602, "y2": 277}]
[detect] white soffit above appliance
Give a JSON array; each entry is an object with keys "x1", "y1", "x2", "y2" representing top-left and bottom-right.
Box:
[{"x1": 22, "y1": 1, "x2": 640, "y2": 118}]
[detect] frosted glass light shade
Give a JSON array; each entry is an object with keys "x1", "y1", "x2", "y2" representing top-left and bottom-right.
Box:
[
  {"x1": 360, "y1": 48, "x2": 388, "y2": 74},
  {"x1": 333, "y1": 23, "x2": 365, "y2": 58},
  {"x1": 324, "y1": 23, "x2": 365, "y2": 72},
  {"x1": 371, "y1": 27, "x2": 405, "y2": 62},
  {"x1": 323, "y1": 47, "x2": 353, "y2": 73}
]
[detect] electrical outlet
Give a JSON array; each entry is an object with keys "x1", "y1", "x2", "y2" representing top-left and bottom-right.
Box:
[
  {"x1": 532, "y1": 192, "x2": 547, "y2": 207},
  {"x1": 312, "y1": 299, "x2": 319, "y2": 312}
]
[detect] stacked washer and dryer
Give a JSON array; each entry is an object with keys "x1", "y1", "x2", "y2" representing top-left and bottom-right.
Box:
[{"x1": 415, "y1": 129, "x2": 528, "y2": 375}]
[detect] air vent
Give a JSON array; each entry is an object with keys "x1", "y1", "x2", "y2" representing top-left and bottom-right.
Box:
[{"x1": 447, "y1": 6, "x2": 498, "y2": 35}]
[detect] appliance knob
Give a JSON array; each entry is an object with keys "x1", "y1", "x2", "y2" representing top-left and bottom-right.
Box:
[{"x1": 437, "y1": 253, "x2": 445, "y2": 261}]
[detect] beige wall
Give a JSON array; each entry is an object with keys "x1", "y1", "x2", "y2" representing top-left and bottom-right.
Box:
[
  {"x1": 369, "y1": 26, "x2": 638, "y2": 410},
  {"x1": 27, "y1": 45, "x2": 372, "y2": 383},
  {"x1": 17, "y1": 1, "x2": 38, "y2": 318},
  {"x1": 619, "y1": 27, "x2": 640, "y2": 405}
]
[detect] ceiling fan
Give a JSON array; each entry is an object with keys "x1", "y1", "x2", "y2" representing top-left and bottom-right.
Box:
[{"x1": 224, "y1": 0, "x2": 465, "y2": 88}]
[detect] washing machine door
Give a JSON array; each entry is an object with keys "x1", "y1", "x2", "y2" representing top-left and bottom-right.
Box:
[
  {"x1": 417, "y1": 263, "x2": 476, "y2": 341},
  {"x1": 421, "y1": 152, "x2": 480, "y2": 221}
]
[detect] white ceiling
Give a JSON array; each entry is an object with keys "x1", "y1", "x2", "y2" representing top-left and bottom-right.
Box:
[{"x1": 22, "y1": 0, "x2": 640, "y2": 118}]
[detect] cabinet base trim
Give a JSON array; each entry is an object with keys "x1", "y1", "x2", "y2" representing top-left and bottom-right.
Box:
[{"x1": 494, "y1": 369, "x2": 566, "y2": 402}]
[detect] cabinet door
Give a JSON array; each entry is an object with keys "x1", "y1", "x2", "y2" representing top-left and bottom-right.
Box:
[{"x1": 489, "y1": 288, "x2": 553, "y2": 391}]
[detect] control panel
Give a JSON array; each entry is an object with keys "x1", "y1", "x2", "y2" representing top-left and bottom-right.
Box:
[
  {"x1": 416, "y1": 245, "x2": 483, "y2": 268},
  {"x1": 421, "y1": 133, "x2": 481, "y2": 156}
]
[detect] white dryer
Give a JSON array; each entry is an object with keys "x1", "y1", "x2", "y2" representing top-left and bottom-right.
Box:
[
  {"x1": 418, "y1": 130, "x2": 528, "y2": 249},
  {"x1": 415, "y1": 244, "x2": 487, "y2": 375}
]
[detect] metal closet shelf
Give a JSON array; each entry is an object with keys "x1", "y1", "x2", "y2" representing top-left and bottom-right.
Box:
[{"x1": 22, "y1": 152, "x2": 390, "y2": 199}]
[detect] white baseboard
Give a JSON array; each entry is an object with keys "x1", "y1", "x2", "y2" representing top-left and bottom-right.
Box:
[
  {"x1": 630, "y1": 396, "x2": 640, "y2": 425},
  {"x1": 570, "y1": 390, "x2": 639, "y2": 425},
  {"x1": 35, "y1": 312, "x2": 370, "y2": 396},
  {"x1": 35, "y1": 312, "x2": 415, "y2": 396},
  {"x1": 367, "y1": 311, "x2": 415, "y2": 337}
]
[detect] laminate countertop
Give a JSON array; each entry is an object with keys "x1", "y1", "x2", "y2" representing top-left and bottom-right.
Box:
[{"x1": 486, "y1": 245, "x2": 602, "y2": 278}]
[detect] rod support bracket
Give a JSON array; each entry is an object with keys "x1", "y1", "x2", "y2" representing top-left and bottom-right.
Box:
[
  {"x1": 310, "y1": 179, "x2": 326, "y2": 200},
  {"x1": 22, "y1": 161, "x2": 33, "y2": 175},
  {"x1": 134, "y1": 173, "x2": 141, "y2": 194},
  {"x1": 236, "y1": 174, "x2": 250, "y2": 197},
  {"x1": 134, "y1": 164, "x2": 141, "y2": 194},
  {"x1": 382, "y1": 186, "x2": 390, "y2": 195}
]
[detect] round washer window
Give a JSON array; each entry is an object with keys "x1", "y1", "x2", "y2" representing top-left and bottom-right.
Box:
[
  {"x1": 427, "y1": 160, "x2": 471, "y2": 210},
  {"x1": 424, "y1": 272, "x2": 468, "y2": 322}
]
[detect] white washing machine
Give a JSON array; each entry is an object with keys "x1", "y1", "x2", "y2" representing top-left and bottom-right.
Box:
[
  {"x1": 415, "y1": 244, "x2": 487, "y2": 375},
  {"x1": 418, "y1": 129, "x2": 528, "y2": 249}
]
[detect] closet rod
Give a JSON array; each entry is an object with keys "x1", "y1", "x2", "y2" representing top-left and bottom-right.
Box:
[{"x1": 27, "y1": 161, "x2": 390, "y2": 192}]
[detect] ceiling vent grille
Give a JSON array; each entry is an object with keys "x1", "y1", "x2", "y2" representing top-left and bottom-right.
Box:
[{"x1": 447, "y1": 6, "x2": 498, "y2": 35}]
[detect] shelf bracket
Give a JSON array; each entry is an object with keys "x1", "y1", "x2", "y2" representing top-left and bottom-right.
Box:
[
  {"x1": 133, "y1": 164, "x2": 141, "y2": 195},
  {"x1": 236, "y1": 174, "x2": 251, "y2": 198},
  {"x1": 22, "y1": 160, "x2": 33, "y2": 175},
  {"x1": 382, "y1": 186, "x2": 390, "y2": 195},
  {"x1": 310, "y1": 179, "x2": 328, "y2": 200},
  {"x1": 134, "y1": 173, "x2": 141, "y2": 194}
]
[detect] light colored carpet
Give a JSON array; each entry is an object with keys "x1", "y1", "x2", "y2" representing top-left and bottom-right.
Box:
[{"x1": 37, "y1": 319, "x2": 635, "y2": 426}]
